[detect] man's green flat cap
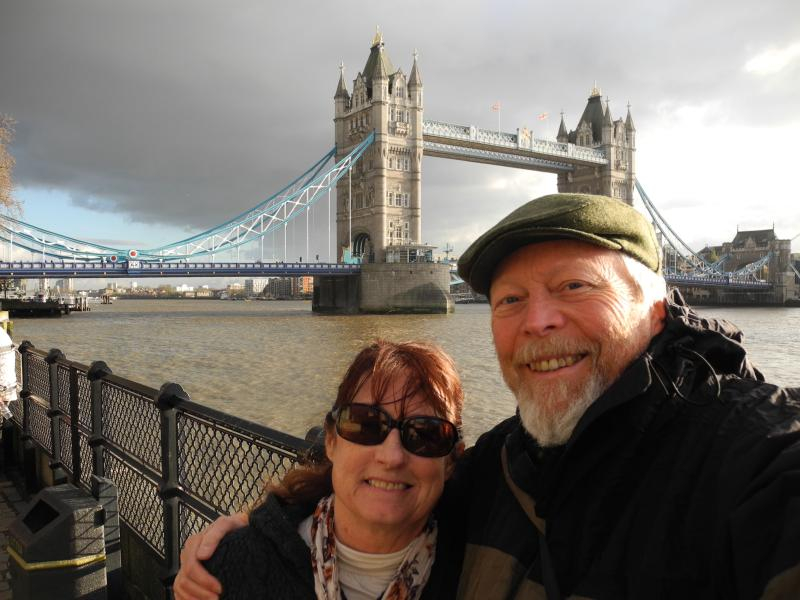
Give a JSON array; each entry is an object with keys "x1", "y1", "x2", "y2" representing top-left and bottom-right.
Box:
[{"x1": 457, "y1": 193, "x2": 661, "y2": 295}]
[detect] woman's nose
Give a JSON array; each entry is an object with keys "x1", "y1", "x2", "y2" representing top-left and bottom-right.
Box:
[{"x1": 375, "y1": 428, "x2": 406, "y2": 466}]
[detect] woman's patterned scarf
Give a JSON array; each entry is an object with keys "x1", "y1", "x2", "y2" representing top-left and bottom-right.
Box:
[{"x1": 309, "y1": 494, "x2": 437, "y2": 600}]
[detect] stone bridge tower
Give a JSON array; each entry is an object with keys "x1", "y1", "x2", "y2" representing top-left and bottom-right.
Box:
[
  {"x1": 334, "y1": 31, "x2": 424, "y2": 263},
  {"x1": 556, "y1": 85, "x2": 636, "y2": 204}
]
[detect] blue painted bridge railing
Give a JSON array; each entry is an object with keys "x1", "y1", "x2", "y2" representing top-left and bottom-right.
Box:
[
  {"x1": 0, "y1": 260, "x2": 361, "y2": 279},
  {"x1": 4, "y1": 341, "x2": 312, "y2": 595}
]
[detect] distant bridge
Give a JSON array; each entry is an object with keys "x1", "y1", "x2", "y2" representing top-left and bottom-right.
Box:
[{"x1": 0, "y1": 261, "x2": 360, "y2": 279}]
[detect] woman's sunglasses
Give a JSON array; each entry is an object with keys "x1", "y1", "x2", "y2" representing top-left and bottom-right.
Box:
[{"x1": 331, "y1": 403, "x2": 460, "y2": 458}]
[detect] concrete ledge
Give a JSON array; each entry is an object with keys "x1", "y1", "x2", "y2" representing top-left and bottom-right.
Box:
[
  {"x1": 314, "y1": 264, "x2": 453, "y2": 314},
  {"x1": 359, "y1": 263, "x2": 453, "y2": 314}
]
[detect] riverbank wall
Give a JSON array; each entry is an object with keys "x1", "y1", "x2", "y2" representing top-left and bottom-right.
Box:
[
  {"x1": 2, "y1": 342, "x2": 311, "y2": 599},
  {"x1": 313, "y1": 263, "x2": 453, "y2": 314}
]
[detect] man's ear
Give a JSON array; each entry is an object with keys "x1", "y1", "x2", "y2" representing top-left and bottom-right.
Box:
[
  {"x1": 650, "y1": 299, "x2": 667, "y2": 334},
  {"x1": 445, "y1": 441, "x2": 465, "y2": 479}
]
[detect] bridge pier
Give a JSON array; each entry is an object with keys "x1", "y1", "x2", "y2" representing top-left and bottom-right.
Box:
[
  {"x1": 675, "y1": 284, "x2": 789, "y2": 307},
  {"x1": 313, "y1": 263, "x2": 452, "y2": 314}
]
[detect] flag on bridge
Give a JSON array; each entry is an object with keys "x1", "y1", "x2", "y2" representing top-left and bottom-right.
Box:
[
  {"x1": 491, "y1": 102, "x2": 501, "y2": 112},
  {"x1": 538, "y1": 112, "x2": 549, "y2": 121}
]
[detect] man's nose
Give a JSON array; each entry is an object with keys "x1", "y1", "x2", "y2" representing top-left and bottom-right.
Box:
[
  {"x1": 375, "y1": 428, "x2": 407, "y2": 466},
  {"x1": 522, "y1": 296, "x2": 566, "y2": 336}
]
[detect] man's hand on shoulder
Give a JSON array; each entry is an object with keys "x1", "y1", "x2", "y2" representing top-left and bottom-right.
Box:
[{"x1": 173, "y1": 512, "x2": 248, "y2": 600}]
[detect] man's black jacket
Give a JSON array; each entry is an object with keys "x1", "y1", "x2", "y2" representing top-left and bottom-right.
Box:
[{"x1": 442, "y1": 292, "x2": 800, "y2": 599}]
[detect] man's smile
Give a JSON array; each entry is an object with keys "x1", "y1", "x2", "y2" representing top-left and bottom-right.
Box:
[{"x1": 525, "y1": 354, "x2": 587, "y2": 373}]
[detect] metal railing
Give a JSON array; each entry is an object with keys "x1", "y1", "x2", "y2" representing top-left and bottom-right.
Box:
[{"x1": 6, "y1": 341, "x2": 311, "y2": 591}]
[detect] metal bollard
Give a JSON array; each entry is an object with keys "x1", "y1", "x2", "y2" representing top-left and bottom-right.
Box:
[{"x1": 7, "y1": 483, "x2": 107, "y2": 599}]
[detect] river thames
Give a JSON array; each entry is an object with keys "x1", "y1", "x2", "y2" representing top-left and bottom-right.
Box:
[{"x1": 11, "y1": 300, "x2": 800, "y2": 445}]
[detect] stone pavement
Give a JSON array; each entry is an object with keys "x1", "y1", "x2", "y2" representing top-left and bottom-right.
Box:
[{"x1": 0, "y1": 468, "x2": 26, "y2": 600}]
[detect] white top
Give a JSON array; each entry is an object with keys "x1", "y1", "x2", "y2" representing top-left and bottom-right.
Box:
[{"x1": 298, "y1": 515, "x2": 409, "y2": 600}]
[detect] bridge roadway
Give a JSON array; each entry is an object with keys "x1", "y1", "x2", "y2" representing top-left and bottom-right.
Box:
[
  {"x1": 665, "y1": 273, "x2": 771, "y2": 290},
  {"x1": 421, "y1": 119, "x2": 608, "y2": 173},
  {"x1": 0, "y1": 260, "x2": 361, "y2": 279}
]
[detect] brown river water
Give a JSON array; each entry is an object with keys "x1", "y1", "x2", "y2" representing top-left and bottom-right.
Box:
[{"x1": 11, "y1": 300, "x2": 800, "y2": 445}]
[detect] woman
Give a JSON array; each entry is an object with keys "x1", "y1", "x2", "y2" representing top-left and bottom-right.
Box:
[{"x1": 193, "y1": 340, "x2": 465, "y2": 600}]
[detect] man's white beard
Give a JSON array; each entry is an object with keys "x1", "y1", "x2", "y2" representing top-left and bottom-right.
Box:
[
  {"x1": 502, "y1": 336, "x2": 611, "y2": 448},
  {"x1": 515, "y1": 368, "x2": 606, "y2": 447}
]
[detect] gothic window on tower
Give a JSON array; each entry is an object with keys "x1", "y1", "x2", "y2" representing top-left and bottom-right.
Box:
[
  {"x1": 389, "y1": 157, "x2": 395, "y2": 169},
  {"x1": 387, "y1": 191, "x2": 393, "y2": 205}
]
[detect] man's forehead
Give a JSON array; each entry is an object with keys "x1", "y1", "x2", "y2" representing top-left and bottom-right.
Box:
[{"x1": 491, "y1": 239, "x2": 622, "y2": 282}]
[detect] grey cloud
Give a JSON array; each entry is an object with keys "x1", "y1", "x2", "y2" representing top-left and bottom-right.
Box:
[{"x1": 1, "y1": 0, "x2": 798, "y2": 246}]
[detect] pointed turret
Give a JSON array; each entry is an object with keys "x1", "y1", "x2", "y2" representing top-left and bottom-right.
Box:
[
  {"x1": 361, "y1": 27, "x2": 394, "y2": 100},
  {"x1": 408, "y1": 50, "x2": 422, "y2": 88},
  {"x1": 557, "y1": 112, "x2": 568, "y2": 142},
  {"x1": 603, "y1": 99, "x2": 614, "y2": 126},
  {"x1": 625, "y1": 102, "x2": 635, "y2": 131},
  {"x1": 334, "y1": 62, "x2": 349, "y2": 99},
  {"x1": 573, "y1": 84, "x2": 606, "y2": 144}
]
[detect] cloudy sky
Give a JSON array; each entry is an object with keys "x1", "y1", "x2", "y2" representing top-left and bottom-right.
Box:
[{"x1": 2, "y1": 0, "x2": 799, "y2": 267}]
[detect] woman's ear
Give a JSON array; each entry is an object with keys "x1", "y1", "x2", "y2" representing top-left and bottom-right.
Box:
[
  {"x1": 325, "y1": 428, "x2": 336, "y2": 463},
  {"x1": 445, "y1": 441, "x2": 465, "y2": 479}
]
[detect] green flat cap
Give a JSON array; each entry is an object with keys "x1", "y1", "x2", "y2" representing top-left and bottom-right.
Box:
[{"x1": 457, "y1": 193, "x2": 661, "y2": 295}]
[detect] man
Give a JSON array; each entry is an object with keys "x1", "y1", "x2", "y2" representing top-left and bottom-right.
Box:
[{"x1": 175, "y1": 194, "x2": 800, "y2": 599}]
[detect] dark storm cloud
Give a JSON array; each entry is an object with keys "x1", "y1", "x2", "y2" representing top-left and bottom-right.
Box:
[{"x1": 1, "y1": 0, "x2": 798, "y2": 242}]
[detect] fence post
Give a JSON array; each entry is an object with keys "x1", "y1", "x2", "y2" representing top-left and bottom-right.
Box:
[
  {"x1": 45, "y1": 348, "x2": 68, "y2": 485},
  {"x1": 157, "y1": 382, "x2": 190, "y2": 594},
  {"x1": 17, "y1": 340, "x2": 38, "y2": 492},
  {"x1": 69, "y1": 366, "x2": 82, "y2": 484},
  {"x1": 87, "y1": 360, "x2": 112, "y2": 479}
]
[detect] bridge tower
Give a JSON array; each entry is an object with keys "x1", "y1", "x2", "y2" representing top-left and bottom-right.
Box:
[
  {"x1": 556, "y1": 86, "x2": 636, "y2": 204},
  {"x1": 334, "y1": 31, "x2": 424, "y2": 263}
]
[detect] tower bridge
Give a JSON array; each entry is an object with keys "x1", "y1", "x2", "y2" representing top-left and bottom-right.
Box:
[{"x1": 0, "y1": 31, "x2": 796, "y2": 311}]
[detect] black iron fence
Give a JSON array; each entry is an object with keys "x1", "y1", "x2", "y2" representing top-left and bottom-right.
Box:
[{"x1": 5, "y1": 340, "x2": 311, "y2": 594}]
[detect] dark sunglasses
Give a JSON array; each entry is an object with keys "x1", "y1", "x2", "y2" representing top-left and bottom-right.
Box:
[{"x1": 331, "y1": 403, "x2": 460, "y2": 458}]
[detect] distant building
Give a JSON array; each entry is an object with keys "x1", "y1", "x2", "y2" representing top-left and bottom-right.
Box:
[
  {"x1": 299, "y1": 276, "x2": 313, "y2": 294},
  {"x1": 265, "y1": 276, "x2": 313, "y2": 299},
  {"x1": 245, "y1": 278, "x2": 270, "y2": 296},
  {"x1": 698, "y1": 227, "x2": 792, "y2": 281}
]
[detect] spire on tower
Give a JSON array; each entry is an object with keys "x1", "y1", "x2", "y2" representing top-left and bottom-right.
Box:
[
  {"x1": 625, "y1": 101, "x2": 636, "y2": 130},
  {"x1": 371, "y1": 25, "x2": 383, "y2": 48},
  {"x1": 334, "y1": 61, "x2": 349, "y2": 99},
  {"x1": 557, "y1": 111, "x2": 568, "y2": 141},
  {"x1": 409, "y1": 49, "x2": 422, "y2": 87},
  {"x1": 590, "y1": 81, "x2": 602, "y2": 97},
  {"x1": 603, "y1": 98, "x2": 613, "y2": 126}
]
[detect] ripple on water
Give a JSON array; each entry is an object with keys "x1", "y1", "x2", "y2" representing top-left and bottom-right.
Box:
[{"x1": 12, "y1": 300, "x2": 798, "y2": 445}]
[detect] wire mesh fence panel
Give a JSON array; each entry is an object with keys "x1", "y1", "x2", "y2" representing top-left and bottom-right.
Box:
[
  {"x1": 27, "y1": 354, "x2": 50, "y2": 401},
  {"x1": 178, "y1": 501, "x2": 214, "y2": 550},
  {"x1": 76, "y1": 371, "x2": 92, "y2": 429},
  {"x1": 177, "y1": 412, "x2": 302, "y2": 516},
  {"x1": 101, "y1": 381, "x2": 161, "y2": 474},
  {"x1": 9, "y1": 393, "x2": 22, "y2": 425},
  {"x1": 57, "y1": 364, "x2": 70, "y2": 414},
  {"x1": 78, "y1": 430, "x2": 93, "y2": 489},
  {"x1": 104, "y1": 450, "x2": 165, "y2": 558},
  {"x1": 60, "y1": 418, "x2": 73, "y2": 476},
  {"x1": 28, "y1": 397, "x2": 52, "y2": 454}
]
